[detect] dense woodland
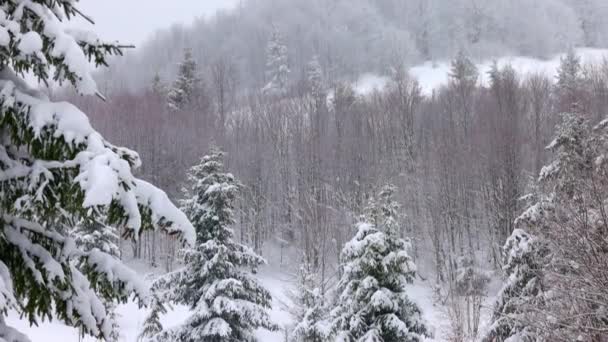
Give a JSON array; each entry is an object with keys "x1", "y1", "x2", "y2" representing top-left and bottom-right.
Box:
[
  {"x1": 70, "y1": 37, "x2": 608, "y2": 339},
  {"x1": 100, "y1": 0, "x2": 608, "y2": 92}
]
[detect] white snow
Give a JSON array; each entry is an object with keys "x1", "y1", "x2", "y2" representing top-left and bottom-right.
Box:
[
  {"x1": 414, "y1": 48, "x2": 608, "y2": 95},
  {"x1": 0, "y1": 261, "x2": 15, "y2": 313},
  {"x1": 354, "y1": 73, "x2": 389, "y2": 95},
  {"x1": 355, "y1": 48, "x2": 608, "y2": 96},
  {"x1": 0, "y1": 26, "x2": 10, "y2": 46},
  {"x1": 18, "y1": 32, "x2": 43, "y2": 54}
]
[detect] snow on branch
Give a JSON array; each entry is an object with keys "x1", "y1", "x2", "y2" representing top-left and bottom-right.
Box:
[{"x1": 0, "y1": 80, "x2": 195, "y2": 245}]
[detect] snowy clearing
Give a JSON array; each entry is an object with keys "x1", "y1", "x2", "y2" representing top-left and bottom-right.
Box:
[{"x1": 354, "y1": 48, "x2": 608, "y2": 96}]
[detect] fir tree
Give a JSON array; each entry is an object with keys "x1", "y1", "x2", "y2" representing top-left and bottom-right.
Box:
[
  {"x1": 71, "y1": 214, "x2": 122, "y2": 341},
  {"x1": 72, "y1": 215, "x2": 120, "y2": 258},
  {"x1": 151, "y1": 72, "x2": 166, "y2": 97},
  {"x1": 139, "y1": 294, "x2": 171, "y2": 342},
  {"x1": 263, "y1": 28, "x2": 290, "y2": 96},
  {"x1": 364, "y1": 184, "x2": 403, "y2": 237},
  {"x1": 556, "y1": 48, "x2": 584, "y2": 112},
  {"x1": 307, "y1": 55, "x2": 324, "y2": 99},
  {"x1": 0, "y1": 2, "x2": 194, "y2": 340},
  {"x1": 453, "y1": 255, "x2": 490, "y2": 298},
  {"x1": 167, "y1": 48, "x2": 201, "y2": 111},
  {"x1": 106, "y1": 302, "x2": 122, "y2": 342},
  {"x1": 150, "y1": 150, "x2": 277, "y2": 341},
  {"x1": 331, "y1": 223, "x2": 429, "y2": 342},
  {"x1": 449, "y1": 51, "x2": 478, "y2": 89},
  {"x1": 483, "y1": 229, "x2": 549, "y2": 342},
  {"x1": 291, "y1": 263, "x2": 330, "y2": 342},
  {"x1": 512, "y1": 113, "x2": 608, "y2": 339}
]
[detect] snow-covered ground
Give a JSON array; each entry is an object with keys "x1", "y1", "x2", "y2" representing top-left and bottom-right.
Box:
[
  {"x1": 6, "y1": 266, "x2": 294, "y2": 342},
  {"x1": 5, "y1": 260, "x2": 475, "y2": 341},
  {"x1": 355, "y1": 48, "x2": 608, "y2": 96},
  {"x1": 4, "y1": 275, "x2": 459, "y2": 342}
]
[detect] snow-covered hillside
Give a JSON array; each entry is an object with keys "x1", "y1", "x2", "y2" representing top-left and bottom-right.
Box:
[{"x1": 355, "y1": 48, "x2": 608, "y2": 96}]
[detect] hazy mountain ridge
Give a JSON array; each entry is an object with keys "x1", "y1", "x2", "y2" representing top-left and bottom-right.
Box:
[{"x1": 99, "y1": 0, "x2": 608, "y2": 93}]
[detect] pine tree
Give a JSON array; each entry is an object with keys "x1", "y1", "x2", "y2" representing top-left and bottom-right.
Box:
[
  {"x1": 72, "y1": 215, "x2": 120, "y2": 258},
  {"x1": 150, "y1": 150, "x2": 277, "y2": 341},
  {"x1": 71, "y1": 213, "x2": 122, "y2": 341},
  {"x1": 556, "y1": 48, "x2": 584, "y2": 112},
  {"x1": 291, "y1": 263, "x2": 330, "y2": 342},
  {"x1": 139, "y1": 294, "x2": 171, "y2": 342},
  {"x1": 453, "y1": 255, "x2": 490, "y2": 298},
  {"x1": 0, "y1": 3, "x2": 195, "y2": 340},
  {"x1": 449, "y1": 51, "x2": 478, "y2": 89},
  {"x1": 167, "y1": 48, "x2": 201, "y2": 111},
  {"x1": 331, "y1": 223, "x2": 429, "y2": 342},
  {"x1": 483, "y1": 229, "x2": 549, "y2": 342},
  {"x1": 106, "y1": 302, "x2": 122, "y2": 342},
  {"x1": 512, "y1": 113, "x2": 608, "y2": 340},
  {"x1": 263, "y1": 28, "x2": 290, "y2": 96},
  {"x1": 364, "y1": 184, "x2": 403, "y2": 237},
  {"x1": 151, "y1": 72, "x2": 166, "y2": 97},
  {"x1": 307, "y1": 55, "x2": 324, "y2": 99}
]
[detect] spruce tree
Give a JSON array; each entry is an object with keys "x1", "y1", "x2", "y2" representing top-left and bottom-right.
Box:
[
  {"x1": 307, "y1": 55, "x2": 324, "y2": 99},
  {"x1": 556, "y1": 48, "x2": 584, "y2": 112},
  {"x1": 167, "y1": 48, "x2": 201, "y2": 111},
  {"x1": 449, "y1": 51, "x2": 478, "y2": 89},
  {"x1": 151, "y1": 72, "x2": 166, "y2": 97},
  {"x1": 483, "y1": 229, "x2": 549, "y2": 342},
  {"x1": 331, "y1": 223, "x2": 429, "y2": 342},
  {"x1": 71, "y1": 214, "x2": 122, "y2": 341},
  {"x1": 150, "y1": 150, "x2": 277, "y2": 341},
  {"x1": 364, "y1": 184, "x2": 403, "y2": 237},
  {"x1": 511, "y1": 113, "x2": 608, "y2": 339},
  {"x1": 291, "y1": 263, "x2": 330, "y2": 342},
  {"x1": 72, "y1": 215, "x2": 120, "y2": 258},
  {"x1": 139, "y1": 294, "x2": 171, "y2": 342},
  {"x1": 0, "y1": 2, "x2": 195, "y2": 340},
  {"x1": 106, "y1": 302, "x2": 122, "y2": 342},
  {"x1": 263, "y1": 28, "x2": 290, "y2": 96}
]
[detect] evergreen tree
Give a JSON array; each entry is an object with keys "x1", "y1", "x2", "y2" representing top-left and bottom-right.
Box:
[
  {"x1": 307, "y1": 55, "x2": 324, "y2": 99},
  {"x1": 71, "y1": 214, "x2": 122, "y2": 341},
  {"x1": 291, "y1": 263, "x2": 330, "y2": 342},
  {"x1": 106, "y1": 302, "x2": 122, "y2": 342},
  {"x1": 453, "y1": 255, "x2": 490, "y2": 298},
  {"x1": 331, "y1": 223, "x2": 429, "y2": 342},
  {"x1": 263, "y1": 28, "x2": 290, "y2": 96},
  {"x1": 72, "y1": 216, "x2": 120, "y2": 258},
  {"x1": 0, "y1": 2, "x2": 194, "y2": 340},
  {"x1": 449, "y1": 51, "x2": 478, "y2": 89},
  {"x1": 483, "y1": 229, "x2": 549, "y2": 342},
  {"x1": 556, "y1": 48, "x2": 584, "y2": 112},
  {"x1": 364, "y1": 184, "x2": 403, "y2": 237},
  {"x1": 139, "y1": 294, "x2": 171, "y2": 342},
  {"x1": 151, "y1": 72, "x2": 166, "y2": 97},
  {"x1": 513, "y1": 113, "x2": 608, "y2": 340},
  {"x1": 167, "y1": 48, "x2": 201, "y2": 111},
  {"x1": 150, "y1": 150, "x2": 277, "y2": 341}
]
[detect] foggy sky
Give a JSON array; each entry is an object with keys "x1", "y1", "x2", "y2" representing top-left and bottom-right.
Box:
[{"x1": 75, "y1": 0, "x2": 239, "y2": 45}]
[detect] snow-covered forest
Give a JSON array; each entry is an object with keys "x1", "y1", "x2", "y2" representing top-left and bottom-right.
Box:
[{"x1": 3, "y1": 0, "x2": 608, "y2": 341}]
